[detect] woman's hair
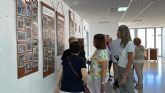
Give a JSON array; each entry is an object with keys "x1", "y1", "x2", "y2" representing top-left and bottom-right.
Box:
[
  {"x1": 133, "y1": 37, "x2": 141, "y2": 46},
  {"x1": 78, "y1": 38, "x2": 84, "y2": 49},
  {"x1": 94, "y1": 34, "x2": 106, "y2": 49},
  {"x1": 68, "y1": 36, "x2": 78, "y2": 44},
  {"x1": 118, "y1": 25, "x2": 132, "y2": 48},
  {"x1": 69, "y1": 41, "x2": 81, "y2": 54}
]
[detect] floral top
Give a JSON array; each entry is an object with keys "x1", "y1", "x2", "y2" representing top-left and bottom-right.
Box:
[{"x1": 90, "y1": 49, "x2": 109, "y2": 79}]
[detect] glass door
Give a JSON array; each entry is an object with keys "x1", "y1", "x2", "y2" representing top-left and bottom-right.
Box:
[
  {"x1": 130, "y1": 29, "x2": 135, "y2": 40},
  {"x1": 137, "y1": 29, "x2": 146, "y2": 47},
  {"x1": 156, "y1": 28, "x2": 162, "y2": 56},
  {"x1": 146, "y1": 28, "x2": 155, "y2": 48}
]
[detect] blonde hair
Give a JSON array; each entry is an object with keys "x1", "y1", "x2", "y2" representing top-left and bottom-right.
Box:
[
  {"x1": 68, "y1": 36, "x2": 78, "y2": 44},
  {"x1": 118, "y1": 25, "x2": 132, "y2": 48}
]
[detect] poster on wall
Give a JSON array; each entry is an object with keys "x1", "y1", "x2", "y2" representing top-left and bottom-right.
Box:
[
  {"x1": 69, "y1": 10, "x2": 74, "y2": 37},
  {"x1": 56, "y1": 12, "x2": 65, "y2": 56},
  {"x1": 41, "y1": 2, "x2": 55, "y2": 78},
  {"x1": 16, "y1": 0, "x2": 39, "y2": 78}
]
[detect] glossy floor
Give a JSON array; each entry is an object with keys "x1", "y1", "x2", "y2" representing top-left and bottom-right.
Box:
[{"x1": 88, "y1": 57, "x2": 165, "y2": 93}]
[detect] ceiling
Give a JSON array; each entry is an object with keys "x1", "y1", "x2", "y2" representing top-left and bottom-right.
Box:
[{"x1": 63, "y1": 0, "x2": 165, "y2": 28}]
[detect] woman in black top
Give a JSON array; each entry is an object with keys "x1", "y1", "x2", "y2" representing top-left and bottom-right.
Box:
[
  {"x1": 61, "y1": 37, "x2": 86, "y2": 61},
  {"x1": 55, "y1": 41, "x2": 87, "y2": 93}
]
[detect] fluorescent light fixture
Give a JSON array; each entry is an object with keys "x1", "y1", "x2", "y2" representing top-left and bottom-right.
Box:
[{"x1": 118, "y1": 7, "x2": 128, "y2": 12}]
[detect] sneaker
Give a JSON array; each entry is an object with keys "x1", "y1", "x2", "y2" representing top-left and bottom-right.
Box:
[
  {"x1": 113, "y1": 80, "x2": 119, "y2": 88},
  {"x1": 109, "y1": 75, "x2": 113, "y2": 78},
  {"x1": 135, "y1": 84, "x2": 143, "y2": 89},
  {"x1": 134, "y1": 79, "x2": 137, "y2": 83},
  {"x1": 108, "y1": 78, "x2": 112, "y2": 81}
]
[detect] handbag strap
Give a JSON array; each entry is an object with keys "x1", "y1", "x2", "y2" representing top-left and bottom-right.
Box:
[{"x1": 68, "y1": 56, "x2": 82, "y2": 81}]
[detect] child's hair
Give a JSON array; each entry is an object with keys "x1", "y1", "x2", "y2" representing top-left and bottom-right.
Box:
[{"x1": 133, "y1": 37, "x2": 141, "y2": 46}]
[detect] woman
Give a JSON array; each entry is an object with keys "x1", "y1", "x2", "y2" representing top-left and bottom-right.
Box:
[
  {"x1": 117, "y1": 25, "x2": 135, "y2": 93},
  {"x1": 90, "y1": 34, "x2": 109, "y2": 93},
  {"x1": 55, "y1": 41, "x2": 87, "y2": 93},
  {"x1": 133, "y1": 37, "x2": 145, "y2": 89}
]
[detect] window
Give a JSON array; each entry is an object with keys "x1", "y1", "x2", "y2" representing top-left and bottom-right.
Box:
[
  {"x1": 146, "y1": 28, "x2": 155, "y2": 48},
  {"x1": 130, "y1": 29, "x2": 135, "y2": 40},
  {"x1": 137, "y1": 29, "x2": 146, "y2": 47},
  {"x1": 156, "y1": 28, "x2": 162, "y2": 56}
]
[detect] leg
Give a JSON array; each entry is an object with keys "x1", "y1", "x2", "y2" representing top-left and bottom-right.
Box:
[
  {"x1": 118, "y1": 67, "x2": 134, "y2": 93},
  {"x1": 108, "y1": 60, "x2": 113, "y2": 77},
  {"x1": 134, "y1": 63, "x2": 143, "y2": 89},
  {"x1": 125, "y1": 68, "x2": 135, "y2": 93},
  {"x1": 113, "y1": 63, "x2": 119, "y2": 88}
]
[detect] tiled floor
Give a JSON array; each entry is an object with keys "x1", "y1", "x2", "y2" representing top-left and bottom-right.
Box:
[{"x1": 88, "y1": 57, "x2": 165, "y2": 93}]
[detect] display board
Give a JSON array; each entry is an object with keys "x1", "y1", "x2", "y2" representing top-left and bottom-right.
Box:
[
  {"x1": 16, "y1": 0, "x2": 39, "y2": 78},
  {"x1": 69, "y1": 10, "x2": 74, "y2": 37},
  {"x1": 56, "y1": 12, "x2": 65, "y2": 56},
  {"x1": 41, "y1": 2, "x2": 55, "y2": 78}
]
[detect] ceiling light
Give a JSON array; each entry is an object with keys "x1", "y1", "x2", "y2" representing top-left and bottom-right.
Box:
[{"x1": 118, "y1": 7, "x2": 128, "y2": 12}]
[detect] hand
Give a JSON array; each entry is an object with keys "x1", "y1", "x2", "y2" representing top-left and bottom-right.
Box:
[
  {"x1": 54, "y1": 86, "x2": 60, "y2": 93},
  {"x1": 100, "y1": 84, "x2": 106, "y2": 93},
  {"x1": 119, "y1": 77, "x2": 127, "y2": 85}
]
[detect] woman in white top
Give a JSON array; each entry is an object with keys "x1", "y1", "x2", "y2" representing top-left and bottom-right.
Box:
[{"x1": 117, "y1": 25, "x2": 135, "y2": 93}]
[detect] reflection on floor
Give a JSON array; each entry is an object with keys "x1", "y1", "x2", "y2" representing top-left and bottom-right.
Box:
[{"x1": 88, "y1": 57, "x2": 165, "y2": 93}]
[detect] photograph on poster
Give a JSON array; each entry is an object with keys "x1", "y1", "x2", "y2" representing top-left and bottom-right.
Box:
[
  {"x1": 47, "y1": 29, "x2": 52, "y2": 36},
  {"x1": 47, "y1": 58, "x2": 52, "y2": 67},
  {"x1": 25, "y1": 63, "x2": 29, "y2": 73},
  {"x1": 43, "y1": 30, "x2": 47, "y2": 37},
  {"x1": 18, "y1": 44, "x2": 26, "y2": 53},
  {"x1": 26, "y1": 39, "x2": 32, "y2": 51},
  {"x1": 43, "y1": 38, "x2": 48, "y2": 47},
  {"x1": 26, "y1": 27, "x2": 31, "y2": 38},
  {"x1": 17, "y1": 16, "x2": 24, "y2": 29},
  {"x1": 43, "y1": 58, "x2": 48, "y2": 72},
  {"x1": 25, "y1": 52, "x2": 33, "y2": 61},
  {"x1": 33, "y1": 59, "x2": 38, "y2": 67},
  {"x1": 17, "y1": 0, "x2": 25, "y2": 16},
  {"x1": 43, "y1": 47, "x2": 48, "y2": 57},
  {"x1": 18, "y1": 54, "x2": 25, "y2": 68},
  {"x1": 26, "y1": 4, "x2": 31, "y2": 17},
  {"x1": 42, "y1": 15, "x2": 48, "y2": 28},
  {"x1": 32, "y1": 47, "x2": 38, "y2": 58},
  {"x1": 32, "y1": 39, "x2": 38, "y2": 46},
  {"x1": 25, "y1": 17, "x2": 32, "y2": 27},
  {"x1": 25, "y1": 62, "x2": 32, "y2": 73},
  {"x1": 48, "y1": 18, "x2": 55, "y2": 29},
  {"x1": 47, "y1": 50, "x2": 52, "y2": 57},
  {"x1": 31, "y1": 0, "x2": 38, "y2": 7},
  {"x1": 52, "y1": 57, "x2": 55, "y2": 66},
  {"x1": 47, "y1": 38, "x2": 52, "y2": 48},
  {"x1": 18, "y1": 31, "x2": 26, "y2": 41},
  {"x1": 32, "y1": 22, "x2": 38, "y2": 37},
  {"x1": 32, "y1": 6, "x2": 37, "y2": 21}
]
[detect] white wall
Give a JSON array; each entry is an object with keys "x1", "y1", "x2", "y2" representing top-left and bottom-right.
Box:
[
  {"x1": 89, "y1": 22, "x2": 118, "y2": 57},
  {"x1": 162, "y1": 27, "x2": 165, "y2": 57},
  {"x1": 0, "y1": 0, "x2": 87, "y2": 93}
]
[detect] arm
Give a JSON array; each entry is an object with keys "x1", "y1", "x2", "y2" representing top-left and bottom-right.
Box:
[
  {"x1": 81, "y1": 68, "x2": 87, "y2": 83},
  {"x1": 55, "y1": 66, "x2": 63, "y2": 88},
  {"x1": 100, "y1": 61, "x2": 107, "y2": 84},
  {"x1": 54, "y1": 66, "x2": 63, "y2": 93},
  {"x1": 123, "y1": 52, "x2": 134, "y2": 77},
  {"x1": 100, "y1": 60, "x2": 107, "y2": 93}
]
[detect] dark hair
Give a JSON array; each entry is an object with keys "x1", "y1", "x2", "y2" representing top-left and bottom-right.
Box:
[
  {"x1": 118, "y1": 25, "x2": 132, "y2": 48},
  {"x1": 133, "y1": 37, "x2": 141, "y2": 46},
  {"x1": 94, "y1": 34, "x2": 106, "y2": 49},
  {"x1": 78, "y1": 38, "x2": 84, "y2": 49},
  {"x1": 69, "y1": 41, "x2": 81, "y2": 54}
]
